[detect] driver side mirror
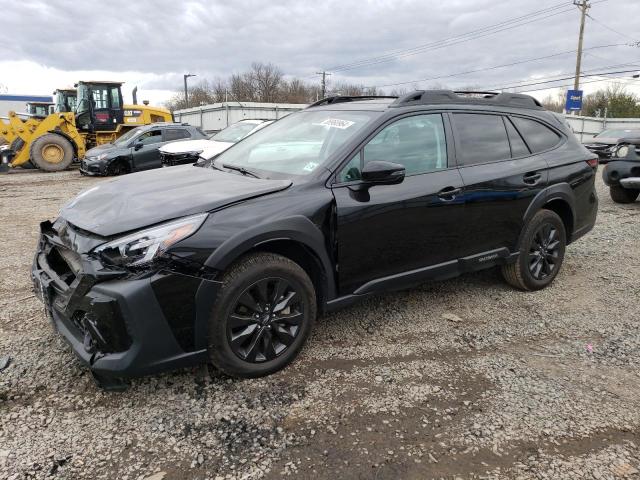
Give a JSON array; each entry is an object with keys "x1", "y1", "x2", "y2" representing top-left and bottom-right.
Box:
[
  {"x1": 361, "y1": 161, "x2": 405, "y2": 185},
  {"x1": 134, "y1": 138, "x2": 144, "y2": 150}
]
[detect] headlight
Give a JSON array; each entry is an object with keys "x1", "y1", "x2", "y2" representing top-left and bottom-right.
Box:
[
  {"x1": 96, "y1": 153, "x2": 108, "y2": 161},
  {"x1": 94, "y1": 213, "x2": 208, "y2": 266},
  {"x1": 616, "y1": 145, "x2": 629, "y2": 158}
]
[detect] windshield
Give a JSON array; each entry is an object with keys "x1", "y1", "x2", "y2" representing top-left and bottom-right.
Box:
[
  {"x1": 597, "y1": 129, "x2": 640, "y2": 138},
  {"x1": 114, "y1": 127, "x2": 142, "y2": 146},
  {"x1": 212, "y1": 111, "x2": 377, "y2": 176},
  {"x1": 210, "y1": 122, "x2": 260, "y2": 143}
]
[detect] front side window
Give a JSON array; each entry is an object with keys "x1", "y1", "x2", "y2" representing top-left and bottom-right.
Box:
[
  {"x1": 452, "y1": 113, "x2": 511, "y2": 166},
  {"x1": 511, "y1": 117, "x2": 561, "y2": 153},
  {"x1": 362, "y1": 114, "x2": 448, "y2": 176},
  {"x1": 164, "y1": 129, "x2": 191, "y2": 141},
  {"x1": 213, "y1": 110, "x2": 378, "y2": 176},
  {"x1": 137, "y1": 130, "x2": 163, "y2": 145}
]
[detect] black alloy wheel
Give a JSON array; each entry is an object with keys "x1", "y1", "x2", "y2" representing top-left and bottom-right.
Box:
[
  {"x1": 227, "y1": 277, "x2": 304, "y2": 363},
  {"x1": 528, "y1": 223, "x2": 560, "y2": 280},
  {"x1": 501, "y1": 209, "x2": 566, "y2": 291},
  {"x1": 208, "y1": 252, "x2": 316, "y2": 378}
]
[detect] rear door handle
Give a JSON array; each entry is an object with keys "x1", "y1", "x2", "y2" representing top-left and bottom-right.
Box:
[
  {"x1": 437, "y1": 186, "x2": 462, "y2": 200},
  {"x1": 523, "y1": 172, "x2": 542, "y2": 185}
]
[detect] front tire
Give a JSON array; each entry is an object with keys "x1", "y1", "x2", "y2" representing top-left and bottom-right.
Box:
[
  {"x1": 30, "y1": 133, "x2": 74, "y2": 171},
  {"x1": 208, "y1": 253, "x2": 316, "y2": 378},
  {"x1": 610, "y1": 185, "x2": 639, "y2": 204},
  {"x1": 502, "y1": 209, "x2": 566, "y2": 291}
]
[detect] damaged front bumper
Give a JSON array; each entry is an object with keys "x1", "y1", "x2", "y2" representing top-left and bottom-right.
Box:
[{"x1": 31, "y1": 220, "x2": 220, "y2": 389}]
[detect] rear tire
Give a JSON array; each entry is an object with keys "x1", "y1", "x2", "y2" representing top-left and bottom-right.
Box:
[
  {"x1": 208, "y1": 252, "x2": 316, "y2": 378},
  {"x1": 609, "y1": 185, "x2": 639, "y2": 204},
  {"x1": 30, "y1": 133, "x2": 74, "y2": 171},
  {"x1": 502, "y1": 209, "x2": 566, "y2": 291}
]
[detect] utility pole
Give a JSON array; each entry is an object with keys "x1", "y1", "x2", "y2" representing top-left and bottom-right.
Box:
[
  {"x1": 573, "y1": 0, "x2": 590, "y2": 91},
  {"x1": 184, "y1": 73, "x2": 196, "y2": 108},
  {"x1": 316, "y1": 71, "x2": 331, "y2": 98}
]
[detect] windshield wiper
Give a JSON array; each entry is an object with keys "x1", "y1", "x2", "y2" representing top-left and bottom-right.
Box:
[{"x1": 221, "y1": 163, "x2": 261, "y2": 179}]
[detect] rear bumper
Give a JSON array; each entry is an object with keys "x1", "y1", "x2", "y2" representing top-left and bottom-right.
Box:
[
  {"x1": 602, "y1": 160, "x2": 640, "y2": 187},
  {"x1": 31, "y1": 222, "x2": 219, "y2": 386}
]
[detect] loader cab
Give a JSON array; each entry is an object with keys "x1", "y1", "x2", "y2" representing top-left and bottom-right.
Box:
[
  {"x1": 54, "y1": 88, "x2": 77, "y2": 113},
  {"x1": 26, "y1": 101, "x2": 54, "y2": 118},
  {"x1": 75, "y1": 81, "x2": 124, "y2": 132}
]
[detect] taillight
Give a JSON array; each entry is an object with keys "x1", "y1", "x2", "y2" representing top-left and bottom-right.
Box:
[{"x1": 586, "y1": 157, "x2": 599, "y2": 168}]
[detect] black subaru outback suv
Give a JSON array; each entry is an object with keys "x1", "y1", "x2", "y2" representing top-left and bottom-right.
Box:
[{"x1": 32, "y1": 91, "x2": 598, "y2": 389}]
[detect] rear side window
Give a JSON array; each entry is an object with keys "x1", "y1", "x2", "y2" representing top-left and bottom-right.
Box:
[
  {"x1": 452, "y1": 113, "x2": 511, "y2": 166},
  {"x1": 511, "y1": 117, "x2": 561, "y2": 153},
  {"x1": 164, "y1": 129, "x2": 191, "y2": 141},
  {"x1": 505, "y1": 118, "x2": 530, "y2": 157}
]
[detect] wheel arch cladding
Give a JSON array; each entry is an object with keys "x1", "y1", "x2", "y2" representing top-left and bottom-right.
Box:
[
  {"x1": 523, "y1": 183, "x2": 576, "y2": 241},
  {"x1": 542, "y1": 198, "x2": 574, "y2": 242},
  {"x1": 202, "y1": 215, "x2": 336, "y2": 306}
]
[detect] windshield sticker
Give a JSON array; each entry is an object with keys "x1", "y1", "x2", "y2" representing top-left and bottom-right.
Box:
[
  {"x1": 316, "y1": 118, "x2": 355, "y2": 130},
  {"x1": 303, "y1": 161, "x2": 319, "y2": 172}
]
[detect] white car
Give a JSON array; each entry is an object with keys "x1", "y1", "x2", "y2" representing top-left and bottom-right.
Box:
[{"x1": 159, "y1": 119, "x2": 273, "y2": 166}]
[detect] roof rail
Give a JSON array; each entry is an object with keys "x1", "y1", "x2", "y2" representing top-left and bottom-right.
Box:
[
  {"x1": 391, "y1": 90, "x2": 543, "y2": 110},
  {"x1": 307, "y1": 95, "x2": 398, "y2": 109}
]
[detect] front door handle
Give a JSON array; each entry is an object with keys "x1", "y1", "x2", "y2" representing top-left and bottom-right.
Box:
[
  {"x1": 523, "y1": 171, "x2": 542, "y2": 185},
  {"x1": 438, "y1": 186, "x2": 462, "y2": 200}
]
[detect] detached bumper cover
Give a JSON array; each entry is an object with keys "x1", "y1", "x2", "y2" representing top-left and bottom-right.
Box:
[
  {"x1": 160, "y1": 152, "x2": 200, "y2": 167},
  {"x1": 602, "y1": 160, "x2": 640, "y2": 187},
  {"x1": 31, "y1": 221, "x2": 218, "y2": 380}
]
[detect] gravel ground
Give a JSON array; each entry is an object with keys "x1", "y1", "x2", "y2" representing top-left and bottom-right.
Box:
[{"x1": 1, "y1": 167, "x2": 639, "y2": 480}]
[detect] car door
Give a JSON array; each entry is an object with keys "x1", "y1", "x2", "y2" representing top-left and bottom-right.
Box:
[
  {"x1": 131, "y1": 128, "x2": 165, "y2": 171},
  {"x1": 331, "y1": 113, "x2": 465, "y2": 296},
  {"x1": 450, "y1": 112, "x2": 550, "y2": 257}
]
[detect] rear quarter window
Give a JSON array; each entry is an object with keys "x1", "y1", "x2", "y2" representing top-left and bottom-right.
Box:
[{"x1": 511, "y1": 117, "x2": 561, "y2": 153}]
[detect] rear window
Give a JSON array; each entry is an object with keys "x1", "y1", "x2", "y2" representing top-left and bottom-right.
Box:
[
  {"x1": 164, "y1": 129, "x2": 191, "y2": 141},
  {"x1": 511, "y1": 117, "x2": 561, "y2": 153},
  {"x1": 452, "y1": 113, "x2": 511, "y2": 166}
]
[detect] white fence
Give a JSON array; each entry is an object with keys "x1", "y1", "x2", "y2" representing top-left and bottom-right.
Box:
[
  {"x1": 173, "y1": 103, "x2": 640, "y2": 141},
  {"x1": 563, "y1": 114, "x2": 640, "y2": 142},
  {"x1": 173, "y1": 102, "x2": 308, "y2": 133}
]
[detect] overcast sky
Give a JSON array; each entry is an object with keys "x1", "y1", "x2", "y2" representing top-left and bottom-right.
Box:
[{"x1": 2, "y1": 0, "x2": 639, "y2": 105}]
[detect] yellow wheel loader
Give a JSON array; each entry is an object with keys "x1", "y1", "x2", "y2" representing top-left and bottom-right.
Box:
[{"x1": 0, "y1": 81, "x2": 172, "y2": 172}]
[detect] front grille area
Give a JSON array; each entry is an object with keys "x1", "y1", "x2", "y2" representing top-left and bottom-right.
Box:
[
  {"x1": 161, "y1": 152, "x2": 199, "y2": 166},
  {"x1": 45, "y1": 247, "x2": 78, "y2": 286}
]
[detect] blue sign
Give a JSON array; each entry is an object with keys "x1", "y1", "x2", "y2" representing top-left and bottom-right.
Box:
[{"x1": 565, "y1": 89, "x2": 583, "y2": 111}]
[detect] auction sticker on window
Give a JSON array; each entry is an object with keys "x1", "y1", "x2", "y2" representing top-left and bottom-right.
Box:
[{"x1": 316, "y1": 118, "x2": 355, "y2": 129}]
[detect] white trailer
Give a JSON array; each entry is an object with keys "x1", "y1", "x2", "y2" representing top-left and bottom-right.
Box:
[{"x1": 173, "y1": 102, "x2": 307, "y2": 133}]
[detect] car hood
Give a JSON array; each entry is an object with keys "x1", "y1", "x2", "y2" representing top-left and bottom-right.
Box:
[
  {"x1": 584, "y1": 137, "x2": 618, "y2": 146},
  {"x1": 60, "y1": 165, "x2": 292, "y2": 237},
  {"x1": 160, "y1": 139, "x2": 230, "y2": 154},
  {"x1": 85, "y1": 143, "x2": 120, "y2": 157}
]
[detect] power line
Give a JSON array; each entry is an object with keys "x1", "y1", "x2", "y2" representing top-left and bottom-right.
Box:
[
  {"x1": 490, "y1": 68, "x2": 640, "y2": 91},
  {"x1": 587, "y1": 13, "x2": 639, "y2": 42},
  {"x1": 366, "y1": 43, "x2": 628, "y2": 90},
  {"x1": 510, "y1": 72, "x2": 638, "y2": 94},
  {"x1": 324, "y1": 1, "x2": 575, "y2": 73}
]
